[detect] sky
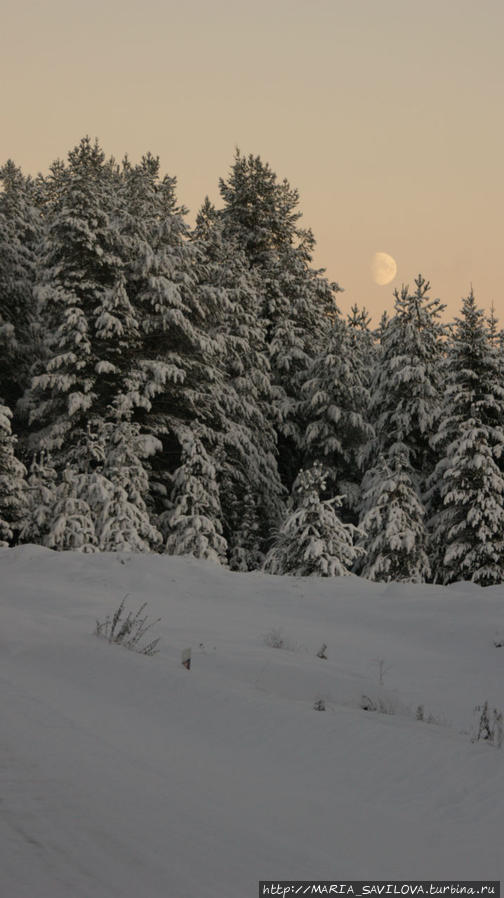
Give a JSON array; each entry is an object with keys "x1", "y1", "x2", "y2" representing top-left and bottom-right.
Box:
[{"x1": 2, "y1": 0, "x2": 503, "y2": 322}]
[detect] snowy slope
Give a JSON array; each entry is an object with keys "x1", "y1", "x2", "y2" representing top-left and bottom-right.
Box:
[{"x1": 0, "y1": 545, "x2": 503, "y2": 898}]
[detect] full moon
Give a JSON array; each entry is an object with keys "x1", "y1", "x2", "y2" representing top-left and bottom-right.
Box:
[{"x1": 371, "y1": 252, "x2": 397, "y2": 285}]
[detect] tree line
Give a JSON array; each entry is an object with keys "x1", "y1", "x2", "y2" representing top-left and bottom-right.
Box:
[{"x1": 1, "y1": 137, "x2": 503, "y2": 585}]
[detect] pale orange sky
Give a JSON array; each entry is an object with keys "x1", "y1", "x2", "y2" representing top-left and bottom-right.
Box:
[{"x1": 2, "y1": 0, "x2": 503, "y2": 322}]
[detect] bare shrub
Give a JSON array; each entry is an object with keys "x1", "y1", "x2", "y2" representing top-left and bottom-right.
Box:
[
  {"x1": 361, "y1": 694, "x2": 377, "y2": 711},
  {"x1": 95, "y1": 595, "x2": 161, "y2": 656},
  {"x1": 360, "y1": 694, "x2": 395, "y2": 715},
  {"x1": 472, "y1": 701, "x2": 503, "y2": 748},
  {"x1": 263, "y1": 627, "x2": 288, "y2": 650},
  {"x1": 415, "y1": 704, "x2": 443, "y2": 725}
]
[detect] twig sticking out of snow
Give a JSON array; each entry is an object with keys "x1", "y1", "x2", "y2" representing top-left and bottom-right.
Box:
[{"x1": 95, "y1": 595, "x2": 161, "y2": 656}]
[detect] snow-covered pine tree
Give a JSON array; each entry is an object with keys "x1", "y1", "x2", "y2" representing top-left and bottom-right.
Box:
[
  {"x1": 301, "y1": 316, "x2": 373, "y2": 522},
  {"x1": 367, "y1": 275, "x2": 446, "y2": 490},
  {"x1": 375, "y1": 310, "x2": 390, "y2": 343},
  {"x1": 219, "y1": 151, "x2": 340, "y2": 488},
  {"x1": 428, "y1": 290, "x2": 504, "y2": 585},
  {"x1": 358, "y1": 453, "x2": 430, "y2": 583},
  {"x1": 0, "y1": 402, "x2": 28, "y2": 545},
  {"x1": 346, "y1": 304, "x2": 376, "y2": 391},
  {"x1": 165, "y1": 433, "x2": 228, "y2": 564},
  {"x1": 263, "y1": 462, "x2": 363, "y2": 577}
]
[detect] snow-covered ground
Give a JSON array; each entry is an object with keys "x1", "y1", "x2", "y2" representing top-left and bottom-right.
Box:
[{"x1": 1, "y1": 545, "x2": 503, "y2": 897}]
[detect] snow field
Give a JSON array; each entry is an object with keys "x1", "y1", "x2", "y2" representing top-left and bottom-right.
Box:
[{"x1": 0, "y1": 545, "x2": 503, "y2": 897}]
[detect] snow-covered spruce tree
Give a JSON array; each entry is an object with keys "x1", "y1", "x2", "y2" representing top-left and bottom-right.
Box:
[
  {"x1": 265, "y1": 246, "x2": 341, "y2": 490},
  {"x1": 92, "y1": 271, "x2": 143, "y2": 412},
  {"x1": 192, "y1": 199, "x2": 285, "y2": 559},
  {"x1": 487, "y1": 303, "x2": 501, "y2": 346},
  {"x1": 228, "y1": 490, "x2": 266, "y2": 572},
  {"x1": 118, "y1": 156, "x2": 227, "y2": 518},
  {"x1": 358, "y1": 453, "x2": 430, "y2": 583},
  {"x1": 219, "y1": 151, "x2": 340, "y2": 488},
  {"x1": 264, "y1": 462, "x2": 363, "y2": 577},
  {"x1": 428, "y1": 290, "x2": 504, "y2": 585},
  {"x1": 0, "y1": 402, "x2": 28, "y2": 545},
  {"x1": 487, "y1": 303, "x2": 504, "y2": 383},
  {"x1": 20, "y1": 140, "x2": 162, "y2": 545},
  {"x1": 60, "y1": 417, "x2": 162, "y2": 554},
  {"x1": 165, "y1": 433, "x2": 228, "y2": 564},
  {"x1": 435, "y1": 425, "x2": 504, "y2": 585},
  {"x1": 44, "y1": 466, "x2": 97, "y2": 552},
  {"x1": 25, "y1": 138, "x2": 133, "y2": 460},
  {"x1": 94, "y1": 419, "x2": 162, "y2": 552},
  {"x1": 0, "y1": 161, "x2": 42, "y2": 410},
  {"x1": 19, "y1": 450, "x2": 58, "y2": 545},
  {"x1": 367, "y1": 275, "x2": 447, "y2": 489},
  {"x1": 301, "y1": 315, "x2": 373, "y2": 522}
]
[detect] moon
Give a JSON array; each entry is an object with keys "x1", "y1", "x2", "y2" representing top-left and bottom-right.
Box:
[{"x1": 371, "y1": 252, "x2": 397, "y2": 286}]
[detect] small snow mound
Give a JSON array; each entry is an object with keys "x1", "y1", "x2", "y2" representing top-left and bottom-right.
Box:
[
  {"x1": 446, "y1": 580, "x2": 485, "y2": 596},
  {"x1": 381, "y1": 580, "x2": 449, "y2": 601},
  {"x1": 0, "y1": 543, "x2": 54, "y2": 563}
]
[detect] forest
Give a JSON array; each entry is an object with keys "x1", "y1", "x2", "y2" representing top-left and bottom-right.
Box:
[{"x1": 1, "y1": 136, "x2": 503, "y2": 585}]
